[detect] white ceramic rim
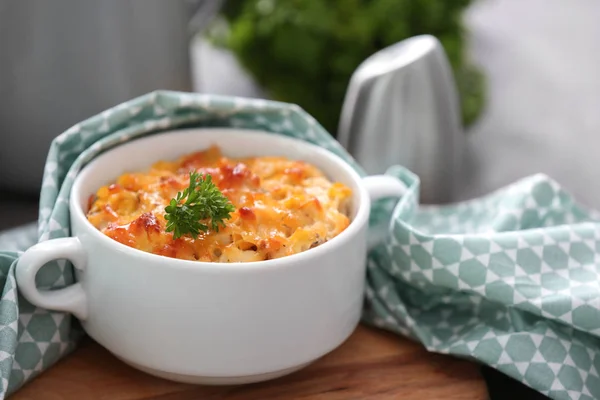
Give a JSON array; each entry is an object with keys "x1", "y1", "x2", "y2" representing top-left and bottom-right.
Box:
[{"x1": 69, "y1": 128, "x2": 371, "y2": 271}]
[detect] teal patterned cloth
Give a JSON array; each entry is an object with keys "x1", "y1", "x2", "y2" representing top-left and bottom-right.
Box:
[{"x1": 1, "y1": 91, "x2": 599, "y2": 400}]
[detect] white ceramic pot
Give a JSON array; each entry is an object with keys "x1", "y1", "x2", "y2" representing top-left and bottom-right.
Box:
[{"x1": 15, "y1": 129, "x2": 405, "y2": 384}]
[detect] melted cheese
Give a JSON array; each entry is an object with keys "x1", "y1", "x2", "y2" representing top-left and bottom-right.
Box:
[{"x1": 86, "y1": 145, "x2": 352, "y2": 262}]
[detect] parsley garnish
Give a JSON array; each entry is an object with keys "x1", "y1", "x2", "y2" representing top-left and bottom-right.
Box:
[{"x1": 164, "y1": 171, "x2": 235, "y2": 239}]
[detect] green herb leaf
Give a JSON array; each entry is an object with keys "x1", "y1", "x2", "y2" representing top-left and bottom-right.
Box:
[{"x1": 164, "y1": 171, "x2": 236, "y2": 240}]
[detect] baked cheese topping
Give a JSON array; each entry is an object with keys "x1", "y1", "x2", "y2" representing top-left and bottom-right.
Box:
[{"x1": 86, "y1": 145, "x2": 352, "y2": 262}]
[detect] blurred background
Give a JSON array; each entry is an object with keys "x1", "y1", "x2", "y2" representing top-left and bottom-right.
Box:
[
  {"x1": 1, "y1": 0, "x2": 599, "y2": 398},
  {"x1": 1, "y1": 0, "x2": 599, "y2": 225}
]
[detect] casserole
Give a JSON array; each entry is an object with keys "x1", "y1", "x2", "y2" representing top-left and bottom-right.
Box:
[
  {"x1": 15, "y1": 128, "x2": 405, "y2": 384},
  {"x1": 85, "y1": 145, "x2": 354, "y2": 262}
]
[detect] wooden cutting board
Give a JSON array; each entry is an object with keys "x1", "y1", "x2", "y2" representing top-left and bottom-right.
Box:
[{"x1": 12, "y1": 324, "x2": 487, "y2": 399}]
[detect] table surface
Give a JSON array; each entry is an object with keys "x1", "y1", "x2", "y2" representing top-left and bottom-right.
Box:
[{"x1": 12, "y1": 325, "x2": 487, "y2": 400}]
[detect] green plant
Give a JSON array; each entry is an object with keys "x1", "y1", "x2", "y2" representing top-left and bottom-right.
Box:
[
  {"x1": 210, "y1": 0, "x2": 485, "y2": 134},
  {"x1": 165, "y1": 171, "x2": 235, "y2": 239}
]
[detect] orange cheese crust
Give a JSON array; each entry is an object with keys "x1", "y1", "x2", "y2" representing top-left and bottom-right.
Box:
[{"x1": 86, "y1": 145, "x2": 352, "y2": 262}]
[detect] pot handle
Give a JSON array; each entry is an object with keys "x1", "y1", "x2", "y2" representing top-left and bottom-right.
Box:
[
  {"x1": 363, "y1": 175, "x2": 407, "y2": 251},
  {"x1": 15, "y1": 237, "x2": 88, "y2": 320}
]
